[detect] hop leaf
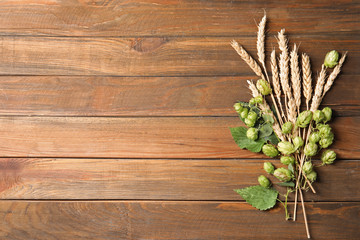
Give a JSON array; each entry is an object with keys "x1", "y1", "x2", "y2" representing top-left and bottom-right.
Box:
[
  {"x1": 234, "y1": 185, "x2": 278, "y2": 211},
  {"x1": 230, "y1": 127, "x2": 266, "y2": 153}
]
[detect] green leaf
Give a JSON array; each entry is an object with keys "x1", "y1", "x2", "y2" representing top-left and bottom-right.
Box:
[
  {"x1": 288, "y1": 163, "x2": 294, "y2": 173},
  {"x1": 230, "y1": 127, "x2": 266, "y2": 153},
  {"x1": 258, "y1": 123, "x2": 273, "y2": 138},
  {"x1": 276, "y1": 182, "x2": 295, "y2": 187},
  {"x1": 264, "y1": 132, "x2": 279, "y2": 145},
  {"x1": 234, "y1": 185, "x2": 278, "y2": 211},
  {"x1": 262, "y1": 114, "x2": 274, "y2": 124}
]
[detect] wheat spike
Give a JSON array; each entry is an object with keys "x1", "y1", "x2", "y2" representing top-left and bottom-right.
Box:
[
  {"x1": 277, "y1": 29, "x2": 293, "y2": 108},
  {"x1": 290, "y1": 44, "x2": 301, "y2": 111},
  {"x1": 302, "y1": 53, "x2": 312, "y2": 109},
  {"x1": 231, "y1": 40, "x2": 265, "y2": 79},
  {"x1": 247, "y1": 80, "x2": 285, "y2": 141},
  {"x1": 277, "y1": 29, "x2": 288, "y2": 54},
  {"x1": 322, "y1": 52, "x2": 347, "y2": 97},
  {"x1": 257, "y1": 14, "x2": 267, "y2": 67},
  {"x1": 310, "y1": 65, "x2": 327, "y2": 112},
  {"x1": 270, "y1": 49, "x2": 285, "y2": 118}
]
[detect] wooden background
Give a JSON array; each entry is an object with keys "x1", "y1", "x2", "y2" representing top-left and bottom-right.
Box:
[{"x1": 0, "y1": 0, "x2": 359, "y2": 239}]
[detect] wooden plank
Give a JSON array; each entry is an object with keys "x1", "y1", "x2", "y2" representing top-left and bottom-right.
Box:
[
  {"x1": 0, "y1": 201, "x2": 358, "y2": 239},
  {"x1": 0, "y1": 158, "x2": 357, "y2": 201},
  {"x1": 0, "y1": 1, "x2": 358, "y2": 37},
  {"x1": 0, "y1": 116, "x2": 358, "y2": 159},
  {"x1": 0, "y1": 36, "x2": 356, "y2": 76},
  {"x1": 0, "y1": 75, "x2": 358, "y2": 116}
]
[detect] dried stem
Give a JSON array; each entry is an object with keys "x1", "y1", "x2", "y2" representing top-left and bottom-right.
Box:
[{"x1": 299, "y1": 187, "x2": 311, "y2": 239}]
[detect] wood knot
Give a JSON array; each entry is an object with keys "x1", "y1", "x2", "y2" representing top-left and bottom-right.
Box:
[{"x1": 131, "y1": 38, "x2": 169, "y2": 53}]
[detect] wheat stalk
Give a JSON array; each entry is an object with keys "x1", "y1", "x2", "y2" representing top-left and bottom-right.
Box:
[
  {"x1": 310, "y1": 65, "x2": 327, "y2": 112},
  {"x1": 290, "y1": 44, "x2": 301, "y2": 112},
  {"x1": 271, "y1": 49, "x2": 286, "y2": 119},
  {"x1": 231, "y1": 40, "x2": 265, "y2": 79},
  {"x1": 302, "y1": 53, "x2": 312, "y2": 109},
  {"x1": 322, "y1": 52, "x2": 347, "y2": 98},
  {"x1": 248, "y1": 80, "x2": 285, "y2": 141}
]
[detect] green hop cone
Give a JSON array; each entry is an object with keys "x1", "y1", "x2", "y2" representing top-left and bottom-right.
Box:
[
  {"x1": 296, "y1": 110, "x2": 313, "y2": 128},
  {"x1": 306, "y1": 170, "x2": 317, "y2": 182},
  {"x1": 302, "y1": 161, "x2": 313, "y2": 174},
  {"x1": 245, "y1": 111, "x2": 258, "y2": 127},
  {"x1": 256, "y1": 79, "x2": 272, "y2": 95},
  {"x1": 246, "y1": 127, "x2": 258, "y2": 141},
  {"x1": 313, "y1": 110, "x2": 325, "y2": 123},
  {"x1": 293, "y1": 136, "x2": 304, "y2": 150},
  {"x1": 309, "y1": 131, "x2": 321, "y2": 143},
  {"x1": 249, "y1": 96, "x2": 263, "y2": 105},
  {"x1": 277, "y1": 141, "x2": 296, "y2": 155},
  {"x1": 280, "y1": 156, "x2": 295, "y2": 165},
  {"x1": 258, "y1": 175, "x2": 271, "y2": 188},
  {"x1": 324, "y1": 50, "x2": 339, "y2": 68},
  {"x1": 273, "y1": 167, "x2": 293, "y2": 182},
  {"x1": 322, "y1": 107, "x2": 332, "y2": 123},
  {"x1": 319, "y1": 133, "x2": 334, "y2": 148},
  {"x1": 282, "y1": 122, "x2": 293, "y2": 134},
  {"x1": 317, "y1": 124, "x2": 332, "y2": 138},
  {"x1": 262, "y1": 144, "x2": 279, "y2": 158},
  {"x1": 321, "y1": 149, "x2": 336, "y2": 165},
  {"x1": 240, "y1": 108, "x2": 249, "y2": 119},
  {"x1": 263, "y1": 162, "x2": 275, "y2": 174},
  {"x1": 233, "y1": 102, "x2": 243, "y2": 114},
  {"x1": 304, "y1": 142, "x2": 318, "y2": 157},
  {"x1": 244, "y1": 118, "x2": 256, "y2": 127},
  {"x1": 247, "y1": 111, "x2": 258, "y2": 121}
]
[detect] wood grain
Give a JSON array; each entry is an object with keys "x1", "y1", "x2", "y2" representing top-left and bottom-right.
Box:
[
  {"x1": 0, "y1": 158, "x2": 357, "y2": 201},
  {"x1": 0, "y1": 75, "x2": 358, "y2": 117},
  {"x1": 0, "y1": 116, "x2": 358, "y2": 159},
  {"x1": 0, "y1": 36, "x2": 356, "y2": 76},
  {"x1": 0, "y1": 1, "x2": 358, "y2": 37},
  {"x1": 0, "y1": 201, "x2": 358, "y2": 240}
]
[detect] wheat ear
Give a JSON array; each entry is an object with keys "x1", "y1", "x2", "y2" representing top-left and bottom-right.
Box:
[
  {"x1": 322, "y1": 52, "x2": 347, "y2": 98},
  {"x1": 271, "y1": 49, "x2": 285, "y2": 119},
  {"x1": 257, "y1": 14, "x2": 267, "y2": 68},
  {"x1": 277, "y1": 30, "x2": 291, "y2": 99},
  {"x1": 302, "y1": 53, "x2": 312, "y2": 109},
  {"x1": 256, "y1": 14, "x2": 284, "y2": 125},
  {"x1": 287, "y1": 97, "x2": 297, "y2": 124},
  {"x1": 231, "y1": 40, "x2": 265, "y2": 79},
  {"x1": 290, "y1": 44, "x2": 301, "y2": 112},
  {"x1": 277, "y1": 29, "x2": 292, "y2": 122},
  {"x1": 248, "y1": 80, "x2": 285, "y2": 141},
  {"x1": 310, "y1": 65, "x2": 327, "y2": 112}
]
